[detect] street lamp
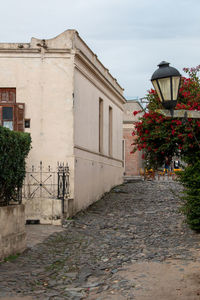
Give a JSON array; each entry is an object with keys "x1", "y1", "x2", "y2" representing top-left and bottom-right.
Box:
[
  {"x1": 151, "y1": 62, "x2": 200, "y2": 150},
  {"x1": 151, "y1": 61, "x2": 181, "y2": 116}
]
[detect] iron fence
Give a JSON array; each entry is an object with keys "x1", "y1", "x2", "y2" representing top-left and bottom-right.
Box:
[
  {"x1": 57, "y1": 163, "x2": 70, "y2": 213},
  {"x1": 23, "y1": 161, "x2": 57, "y2": 199},
  {"x1": 0, "y1": 161, "x2": 69, "y2": 208},
  {"x1": 23, "y1": 161, "x2": 69, "y2": 213}
]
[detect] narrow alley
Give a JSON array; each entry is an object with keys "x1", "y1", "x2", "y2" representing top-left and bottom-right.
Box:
[{"x1": 1, "y1": 180, "x2": 200, "y2": 300}]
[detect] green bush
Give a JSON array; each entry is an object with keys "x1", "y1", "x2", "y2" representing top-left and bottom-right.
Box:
[
  {"x1": 0, "y1": 126, "x2": 31, "y2": 203},
  {"x1": 178, "y1": 159, "x2": 200, "y2": 231}
]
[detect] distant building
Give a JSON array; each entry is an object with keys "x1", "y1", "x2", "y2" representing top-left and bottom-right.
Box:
[
  {"x1": 0, "y1": 30, "x2": 126, "y2": 223},
  {"x1": 123, "y1": 100, "x2": 144, "y2": 176}
]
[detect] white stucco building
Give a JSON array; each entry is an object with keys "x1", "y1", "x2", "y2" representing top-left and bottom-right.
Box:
[{"x1": 0, "y1": 30, "x2": 125, "y2": 223}]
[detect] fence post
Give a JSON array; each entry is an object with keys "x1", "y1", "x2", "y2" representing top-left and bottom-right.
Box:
[{"x1": 57, "y1": 163, "x2": 69, "y2": 215}]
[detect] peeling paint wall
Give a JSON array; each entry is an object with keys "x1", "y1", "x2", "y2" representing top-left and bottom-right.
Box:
[{"x1": 0, "y1": 205, "x2": 26, "y2": 261}]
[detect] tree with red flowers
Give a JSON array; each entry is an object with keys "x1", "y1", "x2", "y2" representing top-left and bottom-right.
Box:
[
  {"x1": 132, "y1": 66, "x2": 200, "y2": 230},
  {"x1": 132, "y1": 65, "x2": 200, "y2": 169}
]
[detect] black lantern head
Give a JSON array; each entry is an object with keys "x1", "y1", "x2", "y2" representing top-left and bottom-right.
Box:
[{"x1": 151, "y1": 61, "x2": 181, "y2": 111}]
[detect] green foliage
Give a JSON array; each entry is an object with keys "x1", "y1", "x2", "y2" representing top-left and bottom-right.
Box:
[
  {"x1": 0, "y1": 126, "x2": 31, "y2": 203},
  {"x1": 3, "y1": 253, "x2": 20, "y2": 262},
  {"x1": 178, "y1": 159, "x2": 200, "y2": 231}
]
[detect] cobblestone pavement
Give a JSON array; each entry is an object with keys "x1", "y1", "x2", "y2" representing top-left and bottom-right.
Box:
[
  {"x1": 1, "y1": 180, "x2": 200, "y2": 299},
  {"x1": 26, "y1": 225, "x2": 64, "y2": 248}
]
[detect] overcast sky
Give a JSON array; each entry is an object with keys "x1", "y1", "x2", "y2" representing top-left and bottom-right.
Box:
[{"x1": 1, "y1": 0, "x2": 200, "y2": 100}]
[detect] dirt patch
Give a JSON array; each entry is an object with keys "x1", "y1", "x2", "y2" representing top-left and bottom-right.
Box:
[
  {"x1": 87, "y1": 259, "x2": 200, "y2": 300},
  {"x1": 116, "y1": 259, "x2": 200, "y2": 300}
]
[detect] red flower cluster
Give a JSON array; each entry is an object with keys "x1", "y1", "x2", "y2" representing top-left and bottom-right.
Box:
[
  {"x1": 133, "y1": 110, "x2": 142, "y2": 116},
  {"x1": 172, "y1": 120, "x2": 182, "y2": 125},
  {"x1": 148, "y1": 89, "x2": 156, "y2": 95},
  {"x1": 176, "y1": 103, "x2": 187, "y2": 109},
  {"x1": 188, "y1": 133, "x2": 193, "y2": 139}
]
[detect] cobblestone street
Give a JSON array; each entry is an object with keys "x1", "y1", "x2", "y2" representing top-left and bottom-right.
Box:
[{"x1": 1, "y1": 180, "x2": 200, "y2": 299}]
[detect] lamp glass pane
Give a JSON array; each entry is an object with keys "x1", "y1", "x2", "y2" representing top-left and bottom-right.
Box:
[
  {"x1": 152, "y1": 79, "x2": 162, "y2": 102},
  {"x1": 172, "y1": 76, "x2": 180, "y2": 100},
  {"x1": 158, "y1": 77, "x2": 171, "y2": 101}
]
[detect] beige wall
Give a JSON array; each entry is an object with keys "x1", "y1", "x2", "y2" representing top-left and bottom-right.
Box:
[
  {"x1": 23, "y1": 197, "x2": 62, "y2": 225},
  {"x1": 74, "y1": 150, "x2": 123, "y2": 211},
  {"x1": 0, "y1": 53, "x2": 75, "y2": 166},
  {"x1": 0, "y1": 51, "x2": 76, "y2": 221},
  {"x1": 0, "y1": 205, "x2": 26, "y2": 260},
  {"x1": 73, "y1": 53, "x2": 124, "y2": 212},
  {"x1": 74, "y1": 68, "x2": 123, "y2": 157}
]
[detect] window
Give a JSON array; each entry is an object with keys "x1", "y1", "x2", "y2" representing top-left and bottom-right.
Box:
[
  {"x1": 99, "y1": 98, "x2": 103, "y2": 153},
  {"x1": 109, "y1": 106, "x2": 113, "y2": 156},
  {"x1": 0, "y1": 88, "x2": 25, "y2": 132},
  {"x1": 0, "y1": 88, "x2": 16, "y2": 103},
  {"x1": 25, "y1": 119, "x2": 30, "y2": 128},
  {"x1": 2, "y1": 107, "x2": 13, "y2": 130}
]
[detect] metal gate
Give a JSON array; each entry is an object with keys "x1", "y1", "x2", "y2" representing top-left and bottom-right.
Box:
[
  {"x1": 23, "y1": 161, "x2": 69, "y2": 213},
  {"x1": 57, "y1": 163, "x2": 70, "y2": 213}
]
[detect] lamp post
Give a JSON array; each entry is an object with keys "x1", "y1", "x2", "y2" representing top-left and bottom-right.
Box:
[
  {"x1": 151, "y1": 61, "x2": 181, "y2": 116},
  {"x1": 151, "y1": 61, "x2": 200, "y2": 150}
]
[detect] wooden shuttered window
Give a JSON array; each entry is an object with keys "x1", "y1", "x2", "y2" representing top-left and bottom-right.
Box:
[
  {"x1": 0, "y1": 88, "x2": 16, "y2": 103},
  {"x1": 14, "y1": 103, "x2": 25, "y2": 132},
  {"x1": 0, "y1": 88, "x2": 25, "y2": 132},
  {"x1": 0, "y1": 104, "x2": 25, "y2": 132}
]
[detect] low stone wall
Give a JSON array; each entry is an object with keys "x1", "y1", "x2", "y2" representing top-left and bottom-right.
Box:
[
  {"x1": 0, "y1": 204, "x2": 26, "y2": 261},
  {"x1": 23, "y1": 198, "x2": 62, "y2": 225}
]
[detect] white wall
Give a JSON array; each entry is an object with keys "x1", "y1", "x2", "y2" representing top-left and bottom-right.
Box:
[
  {"x1": 0, "y1": 54, "x2": 74, "y2": 161},
  {"x1": 73, "y1": 57, "x2": 124, "y2": 212},
  {"x1": 74, "y1": 64, "x2": 124, "y2": 159}
]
